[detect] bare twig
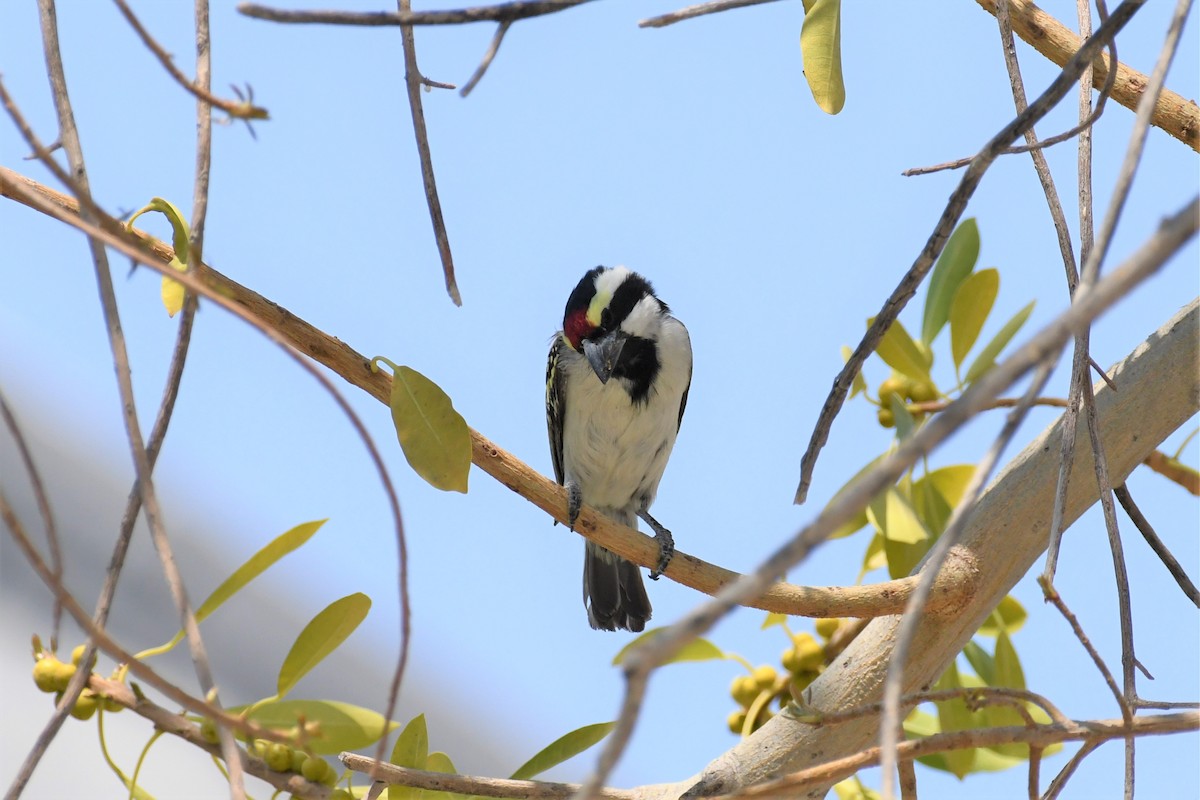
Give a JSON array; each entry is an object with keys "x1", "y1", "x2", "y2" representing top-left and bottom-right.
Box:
[
  {"x1": 238, "y1": 0, "x2": 592, "y2": 26},
  {"x1": 879, "y1": 359, "x2": 1056, "y2": 799},
  {"x1": 1038, "y1": 578, "x2": 1125, "y2": 711},
  {"x1": 1042, "y1": 738, "x2": 1102, "y2": 800},
  {"x1": 906, "y1": 396, "x2": 1068, "y2": 414},
  {"x1": 341, "y1": 753, "x2": 638, "y2": 799},
  {"x1": 1115, "y1": 484, "x2": 1200, "y2": 606},
  {"x1": 639, "y1": 0, "x2": 783, "y2": 28},
  {"x1": 112, "y1": 0, "x2": 267, "y2": 121},
  {"x1": 1142, "y1": 449, "x2": 1200, "y2": 494},
  {"x1": 793, "y1": 0, "x2": 1147, "y2": 505},
  {"x1": 974, "y1": 0, "x2": 1199, "y2": 152},
  {"x1": 460, "y1": 20, "x2": 512, "y2": 97},
  {"x1": 0, "y1": 393, "x2": 61, "y2": 643}
]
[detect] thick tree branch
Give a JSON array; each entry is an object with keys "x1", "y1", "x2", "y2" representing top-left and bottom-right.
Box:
[{"x1": 974, "y1": 0, "x2": 1199, "y2": 152}]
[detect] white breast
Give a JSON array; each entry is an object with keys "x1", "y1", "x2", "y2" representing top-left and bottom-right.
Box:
[{"x1": 561, "y1": 317, "x2": 691, "y2": 516}]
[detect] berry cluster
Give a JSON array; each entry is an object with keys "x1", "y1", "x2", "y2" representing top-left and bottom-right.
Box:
[
  {"x1": 30, "y1": 642, "x2": 121, "y2": 721},
  {"x1": 876, "y1": 374, "x2": 938, "y2": 428},
  {"x1": 726, "y1": 618, "x2": 841, "y2": 736},
  {"x1": 200, "y1": 721, "x2": 348, "y2": 796}
]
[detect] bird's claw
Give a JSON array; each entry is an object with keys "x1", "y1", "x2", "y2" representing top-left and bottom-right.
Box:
[{"x1": 639, "y1": 509, "x2": 675, "y2": 580}]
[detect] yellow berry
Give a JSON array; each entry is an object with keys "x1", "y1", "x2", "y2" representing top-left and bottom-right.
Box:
[
  {"x1": 877, "y1": 407, "x2": 895, "y2": 428},
  {"x1": 791, "y1": 633, "x2": 825, "y2": 672},
  {"x1": 290, "y1": 748, "x2": 308, "y2": 773},
  {"x1": 265, "y1": 742, "x2": 293, "y2": 772},
  {"x1": 32, "y1": 658, "x2": 61, "y2": 693},
  {"x1": 70, "y1": 689, "x2": 99, "y2": 720},
  {"x1": 200, "y1": 718, "x2": 220, "y2": 744},
  {"x1": 730, "y1": 675, "x2": 759, "y2": 707},
  {"x1": 70, "y1": 645, "x2": 88, "y2": 667},
  {"x1": 727, "y1": 710, "x2": 747, "y2": 735},
  {"x1": 301, "y1": 756, "x2": 330, "y2": 783},
  {"x1": 878, "y1": 376, "x2": 906, "y2": 403},
  {"x1": 814, "y1": 618, "x2": 840, "y2": 640},
  {"x1": 752, "y1": 664, "x2": 778, "y2": 691},
  {"x1": 781, "y1": 647, "x2": 800, "y2": 674},
  {"x1": 908, "y1": 381, "x2": 938, "y2": 403}
]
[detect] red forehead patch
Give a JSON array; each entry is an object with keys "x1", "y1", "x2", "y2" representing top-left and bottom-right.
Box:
[{"x1": 564, "y1": 308, "x2": 592, "y2": 350}]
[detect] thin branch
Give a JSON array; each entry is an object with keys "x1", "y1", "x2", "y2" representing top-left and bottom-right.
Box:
[
  {"x1": 907, "y1": 396, "x2": 1068, "y2": 413},
  {"x1": 973, "y1": 0, "x2": 1199, "y2": 152},
  {"x1": 724, "y1": 712, "x2": 1199, "y2": 799},
  {"x1": 1115, "y1": 484, "x2": 1200, "y2": 607},
  {"x1": 639, "y1": 0, "x2": 783, "y2": 28},
  {"x1": 341, "y1": 754, "x2": 638, "y2": 800},
  {"x1": 238, "y1": 0, "x2": 593, "y2": 26},
  {"x1": 459, "y1": 20, "x2": 511, "y2": 97},
  {"x1": 0, "y1": 392, "x2": 62, "y2": 642},
  {"x1": 1042, "y1": 738, "x2": 1102, "y2": 800},
  {"x1": 1038, "y1": 578, "x2": 1126, "y2": 711},
  {"x1": 585, "y1": 197, "x2": 1198, "y2": 800},
  {"x1": 879, "y1": 358, "x2": 1056, "y2": 799},
  {"x1": 793, "y1": 0, "x2": 1147, "y2": 504},
  {"x1": 1142, "y1": 449, "x2": 1200, "y2": 494},
  {"x1": 111, "y1": 0, "x2": 267, "y2": 121},
  {"x1": 0, "y1": 164, "x2": 986, "y2": 623}
]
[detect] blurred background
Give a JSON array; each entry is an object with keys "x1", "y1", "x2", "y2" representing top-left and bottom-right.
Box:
[{"x1": 2, "y1": 1, "x2": 1197, "y2": 797}]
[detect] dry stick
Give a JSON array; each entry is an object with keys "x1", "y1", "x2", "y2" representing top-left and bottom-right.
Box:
[
  {"x1": 111, "y1": 0, "x2": 266, "y2": 121},
  {"x1": 582, "y1": 200, "x2": 1198, "y2": 800},
  {"x1": 1142, "y1": 449, "x2": 1200, "y2": 494},
  {"x1": 0, "y1": 394, "x2": 61, "y2": 643},
  {"x1": 639, "y1": 0, "x2": 783, "y2": 28},
  {"x1": 238, "y1": 0, "x2": 593, "y2": 26},
  {"x1": 878, "y1": 359, "x2": 1057, "y2": 800},
  {"x1": 0, "y1": 166, "x2": 410, "y2": 793},
  {"x1": 907, "y1": 396, "x2": 1068, "y2": 413},
  {"x1": 975, "y1": 0, "x2": 1199, "y2": 151},
  {"x1": 398, "y1": 0, "x2": 461, "y2": 307},
  {"x1": 791, "y1": 0, "x2": 1146, "y2": 506},
  {"x1": 897, "y1": 754, "x2": 917, "y2": 800},
  {"x1": 5, "y1": 165, "x2": 980, "y2": 620},
  {"x1": 723, "y1": 712, "x2": 1199, "y2": 800},
  {"x1": 1115, "y1": 484, "x2": 1200, "y2": 607},
  {"x1": 341, "y1": 754, "x2": 638, "y2": 800},
  {"x1": 1042, "y1": 738, "x2": 1102, "y2": 800},
  {"x1": 460, "y1": 20, "x2": 511, "y2": 97}
]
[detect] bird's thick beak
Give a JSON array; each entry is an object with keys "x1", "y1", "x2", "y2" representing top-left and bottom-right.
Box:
[{"x1": 582, "y1": 331, "x2": 627, "y2": 384}]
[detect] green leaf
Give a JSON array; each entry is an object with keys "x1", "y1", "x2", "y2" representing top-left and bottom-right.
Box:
[
  {"x1": 611, "y1": 628, "x2": 725, "y2": 666},
  {"x1": 833, "y1": 776, "x2": 881, "y2": 800},
  {"x1": 992, "y1": 630, "x2": 1025, "y2": 690},
  {"x1": 127, "y1": 197, "x2": 191, "y2": 317},
  {"x1": 933, "y1": 663, "x2": 980, "y2": 778},
  {"x1": 869, "y1": 488, "x2": 931, "y2": 579},
  {"x1": 761, "y1": 612, "x2": 788, "y2": 630},
  {"x1": 510, "y1": 722, "x2": 615, "y2": 781},
  {"x1": 977, "y1": 595, "x2": 1027, "y2": 636},
  {"x1": 277, "y1": 592, "x2": 371, "y2": 698},
  {"x1": 147, "y1": 520, "x2": 327, "y2": 658},
  {"x1": 799, "y1": 0, "x2": 844, "y2": 114},
  {"x1": 889, "y1": 393, "x2": 915, "y2": 441},
  {"x1": 964, "y1": 301, "x2": 1035, "y2": 384},
  {"x1": 880, "y1": 489, "x2": 929, "y2": 545},
  {"x1": 841, "y1": 345, "x2": 867, "y2": 399},
  {"x1": 389, "y1": 714, "x2": 429, "y2": 800},
  {"x1": 949, "y1": 268, "x2": 999, "y2": 370},
  {"x1": 857, "y1": 532, "x2": 887, "y2": 581},
  {"x1": 870, "y1": 317, "x2": 932, "y2": 384},
  {"x1": 381, "y1": 362, "x2": 471, "y2": 493},
  {"x1": 922, "y1": 219, "x2": 980, "y2": 345},
  {"x1": 961, "y1": 640, "x2": 996, "y2": 686},
  {"x1": 241, "y1": 699, "x2": 395, "y2": 754},
  {"x1": 826, "y1": 453, "x2": 889, "y2": 540},
  {"x1": 421, "y1": 752, "x2": 468, "y2": 800}
]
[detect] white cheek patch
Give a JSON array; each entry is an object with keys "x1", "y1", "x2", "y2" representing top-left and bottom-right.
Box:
[{"x1": 619, "y1": 295, "x2": 662, "y2": 339}]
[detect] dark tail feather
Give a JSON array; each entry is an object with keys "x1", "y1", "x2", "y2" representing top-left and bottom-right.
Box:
[{"x1": 584, "y1": 541, "x2": 651, "y2": 632}]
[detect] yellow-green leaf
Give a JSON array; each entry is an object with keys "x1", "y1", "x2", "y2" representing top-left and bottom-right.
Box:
[
  {"x1": 870, "y1": 317, "x2": 932, "y2": 384},
  {"x1": 612, "y1": 628, "x2": 725, "y2": 666},
  {"x1": 881, "y1": 489, "x2": 929, "y2": 545},
  {"x1": 383, "y1": 362, "x2": 471, "y2": 493},
  {"x1": 841, "y1": 345, "x2": 867, "y2": 399},
  {"x1": 510, "y1": 722, "x2": 614, "y2": 781},
  {"x1": 977, "y1": 594, "x2": 1027, "y2": 636},
  {"x1": 421, "y1": 752, "x2": 468, "y2": 800},
  {"x1": 799, "y1": 0, "x2": 844, "y2": 114},
  {"x1": 889, "y1": 393, "x2": 916, "y2": 440},
  {"x1": 857, "y1": 532, "x2": 887, "y2": 582},
  {"x1": 911, "y1": 465, "x2": 974, "y2": 537},
  {"x1": 277, "y1": 592, "x2": 371, "y2": 698},
  {"x1": 949, "y1": 268, "x2": 999, "y2": 370},
  {"x1": 962, "y1": 640, "x2": 996, "y2": 685},
  {"x1": 993, "y1": 629, "x2": 1025, "y2": 689},
  {"x1": 922, "y1": 219, "x2": 980, "y2": 345},
  {"x1": 389, "y1": 714, "x2": 429, "y2": 800},
  {"x1": 934, "y1": 663, "x2": 981, "y2": 778},
  {"x1": 127, "y1": 197, "x2": 190, "y2": 317},
  {"x1": 964, "y1": 301, "x2": 1035, "y2": 384},
  {"x1": 761, "y1": 612, "x2": 788, "y2": 630},
  {"x1": 833, "y1": 776, "x2": 881, "y2": 800},
  {"x1": 826, "y1": 453, "x2": 889, "y2": 540},
  {"x1": 241, "y1": 699, "x2": 395, "y2": 754},
  {"x1": 145, "y1": 520, "x2": 327, "y2": 658}
]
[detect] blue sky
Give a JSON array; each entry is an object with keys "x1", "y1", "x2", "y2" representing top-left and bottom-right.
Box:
[{"x1": 1, "y1": 1, "x2": 1197, "y2": 797}]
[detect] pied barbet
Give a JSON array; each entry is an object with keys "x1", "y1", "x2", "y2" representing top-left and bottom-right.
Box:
[{"x1": 546, "y1": 266, "x2": 692, "y2": 631}]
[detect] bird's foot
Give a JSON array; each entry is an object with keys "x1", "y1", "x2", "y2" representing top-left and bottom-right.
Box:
[
  {"x1": 567, "y1": 482, "x2": 582, "y2": 531},
  {"x1": 639, "y1": 510, "x2": 675, "y2": 580}
]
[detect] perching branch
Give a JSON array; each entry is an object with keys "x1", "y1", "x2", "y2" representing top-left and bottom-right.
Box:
[{"x1": 237, "y1": 0, "x2": 593, "y2": 27}]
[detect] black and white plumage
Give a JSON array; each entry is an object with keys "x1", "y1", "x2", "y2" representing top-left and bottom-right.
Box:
[{"x1": 546, "y1": 266, "x2": 692, "y2": 631}]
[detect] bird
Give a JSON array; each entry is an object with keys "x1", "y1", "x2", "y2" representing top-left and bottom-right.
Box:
[{"x1": 546, "y1": 266, "x2": 692, "y2": 631}]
